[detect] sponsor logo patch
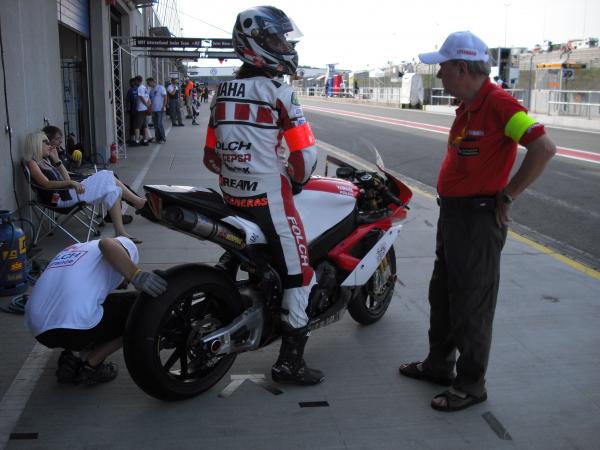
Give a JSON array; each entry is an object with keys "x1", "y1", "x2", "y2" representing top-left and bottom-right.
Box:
[
  {"x1": 47, "y1": 250, "x2": 88, "y2": 269},
  {"x1": 220, "y1": 176, "x2": 258, "y2": 191},
  {"x1": 458, "y1": 147, "x2": 480, "y2": 156},
  {"x1": 222, "y1": 153, "x2": 251, "y2": 163},
  {"x1": 217, "y1": 82, "x2": 246, "y2": 97},
  {"x1": 467, "y1": 130, "x2": 484, "y2": 136},
  {"x1": 216, "y1": 141, "x2": 252, "y2": 151},
  {"x1": 287, "y1": 216, "x2": 309, "y2": 267},
  {"x1": 456, "y1": 48, "x2": 477, "y2": 56},
  {"x1": 223, "y1": 194, "x2": 268, "y2": 208}
]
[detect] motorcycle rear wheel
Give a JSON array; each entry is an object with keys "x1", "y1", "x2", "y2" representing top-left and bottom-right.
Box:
[
  {"x1": 347, "y1": 246, "x2": 396, "y2": 325},
  {"x1": 124, "y1": 265, "x2": 244, "y2": 401}
]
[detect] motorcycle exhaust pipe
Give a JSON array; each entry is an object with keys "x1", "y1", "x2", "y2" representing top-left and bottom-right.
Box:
[{"x1": 162, "y1": 205, "x2": 246, "y2": 250}]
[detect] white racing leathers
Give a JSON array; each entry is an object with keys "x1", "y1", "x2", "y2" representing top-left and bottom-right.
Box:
[{"x1": 203, "y1": 76, "x2": 318, "y2": 328}]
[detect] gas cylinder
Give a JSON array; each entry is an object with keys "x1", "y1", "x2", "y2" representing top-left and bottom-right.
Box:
[
  {"x1": 0, "y1": 211, "x2": 28, "y2": 296},
  {"x1": 110, "y1": 143, "x2": 117, "y2": 163}
]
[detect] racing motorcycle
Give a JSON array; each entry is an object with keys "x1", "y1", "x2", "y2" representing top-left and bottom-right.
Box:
[{"x1": 123, "y1": 149, "x2": 412, "y2": 401}]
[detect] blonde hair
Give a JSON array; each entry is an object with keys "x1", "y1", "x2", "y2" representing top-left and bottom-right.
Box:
[{"x1": 22, "y1": 131, "x2": 47, "y2": 162}]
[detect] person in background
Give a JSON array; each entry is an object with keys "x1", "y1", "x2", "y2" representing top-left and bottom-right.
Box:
[
  {"x1": 25, "y1": 237, "x2": 167, "y2": 385},
  {"x1": 23, "y1": 131, "x2": 145, "y2": 242},
  {"x1": 125, "y1": 77, "x2": 138, "y2": 145},
  {"x1": 133, "y1": 75, "x2": 151, "y2": 146},
  {"x1": 167, "y1": 78, "x2": 184, "y2": 127},
  {"x1": 147, "y1": 77, "x2": 167, "y2": 144},
  {"x1": 398, "y1": 31, "x2": 556, "y2": 412},
  {"x1": 184, "y1": 77, "x2": 194, "y2": 119}
]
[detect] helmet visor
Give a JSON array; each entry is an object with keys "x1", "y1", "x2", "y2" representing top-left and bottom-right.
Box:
[
  {"x1": 263, "y1": 34, "x2": 297, "y2": 54},
  {"x1": 256, "y1": 14, "x2": 303, "y2": 40}
]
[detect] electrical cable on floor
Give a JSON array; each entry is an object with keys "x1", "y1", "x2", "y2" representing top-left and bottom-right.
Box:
[{"x1": 0, "y1": 294, "x2": 27, "y2": 314}]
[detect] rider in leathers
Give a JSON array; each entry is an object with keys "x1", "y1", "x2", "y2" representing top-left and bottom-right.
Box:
[{"x1": 203, "y1": 6, "x2": 323, "y2": 385}]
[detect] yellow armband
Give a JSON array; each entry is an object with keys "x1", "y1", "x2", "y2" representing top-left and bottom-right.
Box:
[{"x1": 505, "y1": 111, "x2": 536, "y2": 143}]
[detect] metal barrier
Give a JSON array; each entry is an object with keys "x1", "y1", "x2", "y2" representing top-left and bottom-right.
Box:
[
  {"x1": 431, "y1": 88, "x2": 454, "y2": 106},
  {"x1": 430, "y1": 88, "x2": 525, "y2": 105},
  {"x1": 547, "y1": 90, "x2": 600, "y2": 119},
  {"x1": 296, "y1": 85, "x2": 600, "y2": 120}
]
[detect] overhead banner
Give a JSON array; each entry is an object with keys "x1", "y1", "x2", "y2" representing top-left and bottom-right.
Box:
[{"x1": 132, "y1": 37, "x2": 233, "y2": 49}]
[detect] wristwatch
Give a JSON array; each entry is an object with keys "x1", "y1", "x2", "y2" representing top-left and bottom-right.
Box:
[
  {"x1": 501, "y1": 190, "x2": 513, "y2": 204},
  {"x1": 52, "y1": 160, "x2": 63, "y2": 167}
]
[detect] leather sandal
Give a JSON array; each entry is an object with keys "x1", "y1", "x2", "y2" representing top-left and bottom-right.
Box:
[
  {"x1": 398, "y1": 361, "x2": 454, "y2": 386},
  {"x1": 431, "y1": 389, "x2": 487, "y2": 412}
]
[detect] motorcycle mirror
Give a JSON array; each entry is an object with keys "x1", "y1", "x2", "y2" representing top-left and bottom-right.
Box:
[{"x1": 336, "y1": 166, "x2": 355, "y2": 179}]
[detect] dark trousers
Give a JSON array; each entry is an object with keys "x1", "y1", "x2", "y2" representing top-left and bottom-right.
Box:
[
  {"x1": 423, "y1": 200, "x2": 507, "y2": 397},
  {"x1": 169, "y1": 98, "x2": 182, "y2": 125}
]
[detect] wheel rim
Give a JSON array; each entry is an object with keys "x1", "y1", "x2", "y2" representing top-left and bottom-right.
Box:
[
  {"x1": 155, "y1": 288, "x2": 232, "y2": 383},
  {"x1": 364, "y1": 253, "x2": 394, "y2": 316}
]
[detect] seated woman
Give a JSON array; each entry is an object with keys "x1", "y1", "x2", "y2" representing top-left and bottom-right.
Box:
[
  {"x1": 23, "y1": 131, "x2": 146, "y2": 243},
  {"x1": 42, "y1": 125, "x2": 81, "y2": 171},
  {"x1": 43, "y1": 125, "x2": 133, "y2": 225}
]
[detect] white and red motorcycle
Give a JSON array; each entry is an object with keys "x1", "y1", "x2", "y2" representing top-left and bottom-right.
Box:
[{"x1": 124, "y1": 149, "x2": 412, "y2": 401}]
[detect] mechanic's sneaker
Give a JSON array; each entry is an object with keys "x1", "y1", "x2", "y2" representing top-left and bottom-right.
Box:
[
  {"x1": 55, "y1": 350, "x2": 83, "y2": 384},
  {"x1": 78, "y1": 361, "x2": 119, "y2": 386}
]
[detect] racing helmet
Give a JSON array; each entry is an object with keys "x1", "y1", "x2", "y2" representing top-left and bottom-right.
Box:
[{"x1": 232, "y1": 6, "x2": 302, "y2": 76}]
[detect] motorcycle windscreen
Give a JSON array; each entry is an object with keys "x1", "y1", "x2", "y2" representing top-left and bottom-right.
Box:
[{"x1": 294, "y1": 187, "x2": 357, "y2": 243}]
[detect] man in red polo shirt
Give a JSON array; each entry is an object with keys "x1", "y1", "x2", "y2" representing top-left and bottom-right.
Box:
[{"x1": 399, "y1": 31, "x2": 556, "y2": 411}]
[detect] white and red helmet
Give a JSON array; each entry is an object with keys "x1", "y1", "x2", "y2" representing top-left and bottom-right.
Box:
[{"x1": 232, "y1": 6, "x2": 302, "y2": 76}]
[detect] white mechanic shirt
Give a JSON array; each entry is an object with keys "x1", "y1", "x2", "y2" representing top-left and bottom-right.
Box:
[{"x1": 25, "y1": 237, "x2": 139, "y2": 336}]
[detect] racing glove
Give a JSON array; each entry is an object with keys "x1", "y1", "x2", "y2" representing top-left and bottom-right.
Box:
[
  {"x1": 291, "y1": 180, "x2": 303, "y2": 195},
  {"x1": 131, "y1": 270, "x2": 168, "y2": 298}
]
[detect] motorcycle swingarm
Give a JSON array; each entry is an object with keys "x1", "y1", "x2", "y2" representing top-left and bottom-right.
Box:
[{"x1": 198, "y1": 306, "x2": 264, "y2": 356}]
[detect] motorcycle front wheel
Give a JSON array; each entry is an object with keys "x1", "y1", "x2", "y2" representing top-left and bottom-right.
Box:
[
  {"x1": 124, "y1": 265, "x2": 244, "y2": 401},
  {"x1": 347, "y1": 246, "x2": 396, "y2": 325}
]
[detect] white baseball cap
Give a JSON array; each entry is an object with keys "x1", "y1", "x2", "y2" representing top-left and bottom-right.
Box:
[{"x1": 419, "y1": 31, "x2": 489, "y2": 64}]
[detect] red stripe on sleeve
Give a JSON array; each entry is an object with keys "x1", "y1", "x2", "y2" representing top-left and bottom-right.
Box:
[
  {"x1": 205, "y1": 127, "x2": 217, "y2": 148},
  {"x1": 283, "y1": 123, "x2": 316, "y2": 152}
]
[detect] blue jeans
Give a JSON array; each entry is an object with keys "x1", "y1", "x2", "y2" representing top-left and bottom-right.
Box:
[{"x1": 152, "y1": 111, "x2": 165, "y2": 141}]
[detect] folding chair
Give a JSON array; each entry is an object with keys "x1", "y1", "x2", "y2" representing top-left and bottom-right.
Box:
[{"x1": 22, "y1": 162, "x2": 104, "y2": 245}]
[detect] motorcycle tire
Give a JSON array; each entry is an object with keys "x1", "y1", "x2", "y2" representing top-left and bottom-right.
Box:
[
  {"x1": 347, "y1": 246, "x2": 396, "y2": 325},
  {"x1": 124, "y1": 264, "x2": 245, "y2": 401}
]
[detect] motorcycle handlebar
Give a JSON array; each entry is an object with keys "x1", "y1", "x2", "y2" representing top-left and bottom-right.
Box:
[{"x1": 381, "y1": 186, "x2": 405, "y2": 207}]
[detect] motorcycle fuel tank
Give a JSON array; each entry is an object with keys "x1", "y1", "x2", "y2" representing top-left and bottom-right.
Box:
[{"x1": 295, "y1": 177, "x2": 358, "y2": 243}]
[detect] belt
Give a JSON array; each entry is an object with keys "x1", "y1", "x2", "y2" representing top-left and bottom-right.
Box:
[{"x1": 436, "y1": 195, "x2": 496, "y2": 211}]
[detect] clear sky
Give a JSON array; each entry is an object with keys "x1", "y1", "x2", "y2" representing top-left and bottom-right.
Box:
[{"x1": 177, "y1": 0, "x2": 600, "y2": 71}]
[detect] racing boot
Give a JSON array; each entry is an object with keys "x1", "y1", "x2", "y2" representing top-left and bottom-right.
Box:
[
  {"x1": 215, "y1": 251, "x2": 239, "y2": 278},
  {"x1": 271, "y1": 325, "x2": 325, "y2": 386}
]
